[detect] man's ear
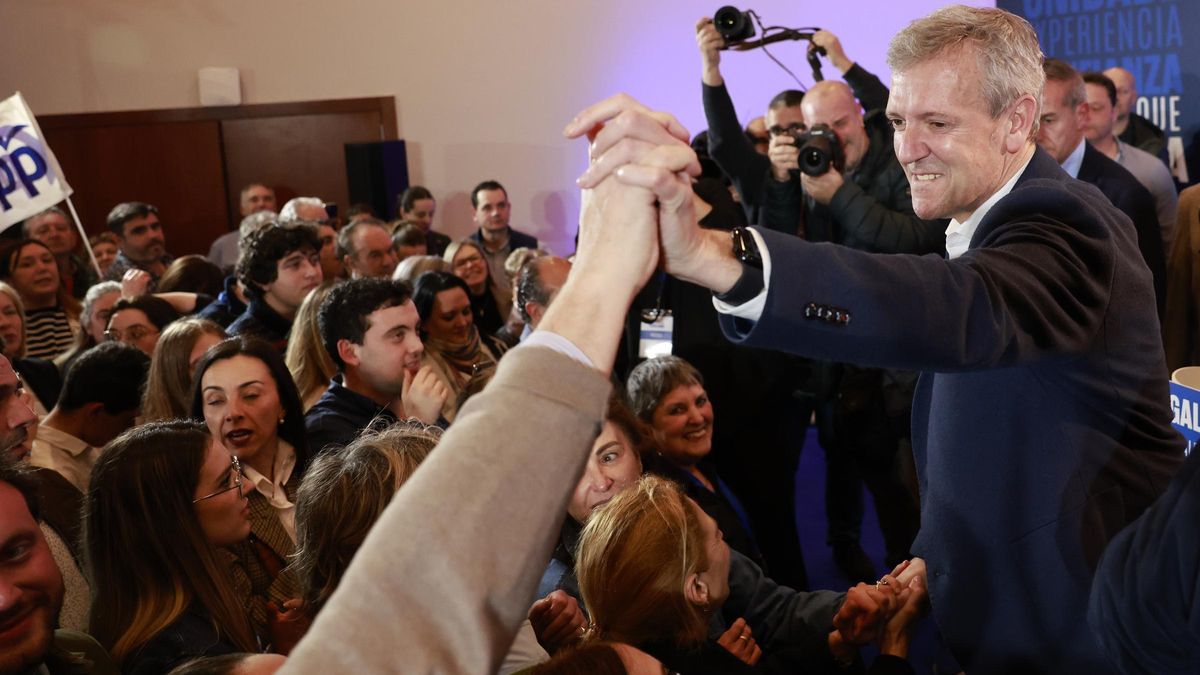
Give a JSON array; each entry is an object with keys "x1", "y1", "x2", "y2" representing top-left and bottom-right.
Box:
[
  {"x1": 337, "y1": 339, "x2": 361, "y2": 368},
  {"x1": 526, "y1": 302, "x2": 544, "y2": 326},
  {"x1": 1074, "y1": 101, "x2": 1090, "y2": 131},
  {"x1": 1005, "y1": 93, "x2": 1039, "y2": 153},
  {"x1": 683, "y1": 571, "x2": 711, "y2": 609}
]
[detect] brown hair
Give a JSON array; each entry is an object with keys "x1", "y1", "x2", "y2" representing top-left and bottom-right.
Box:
[
  {"x1": 576, "y1": 474, "x2": 710, "y2": 648},
  {"x1": 291, "y1": 421, "x2": 441, "y2": 615},
  {"x1": 83, "y1": 420, "x2": 258, "y2": 663},
  {"x1": 141, "y1": 318, "x2": 227, "y2": 422},
  {"x1": 284, "y1": 282, "x2": 337, "y2": 410},
  {"x1": 157, "y1": 255, "x2": 225, "y2": 296},
  {"x1": 529, "y1": 641, "x2": 630, "y2": 674}
]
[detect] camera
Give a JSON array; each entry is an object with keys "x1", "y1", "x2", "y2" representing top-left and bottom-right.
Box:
[
  {"x1": 792, "y1": 124, "x2": 844, "y2": 176},
  {"x1": 714, "y1": 6, "x2": 755, "y2": 42}
]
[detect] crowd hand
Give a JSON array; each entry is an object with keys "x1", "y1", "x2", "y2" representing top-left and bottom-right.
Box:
[
  {"x1": 878, "y1": 572, "x2": 927, "y2": 658},
  {"x1": 528, "y1": 590, "x2": 588, "y2": 654},
  {"x1": 810, "y1": 30, "x2": 854, "y2": 73},
  {"x1": 397, "y1": 364, "x2": 448, "y2": 425},
  {"x1": 832, "y1": 574, "x2": 903, "y2": 646},
  {"x1": 120, "y1": 268, "x2": 151, "y2": 298},
  {"x1": 768, "y1": 134, "x2": 799, "y2": 182},
  {"x1": 717, "y1": 617, "x2": 763, "y2": 665},
  {"x1": 267, "y1": 598, "x2": 311, "y2": 655},
  {"x1": 695, "y1": 17, "x2": 726, "y2": 85},
  {"x1": 801, "y1": 166, "x2": 846, "y2": 205}
]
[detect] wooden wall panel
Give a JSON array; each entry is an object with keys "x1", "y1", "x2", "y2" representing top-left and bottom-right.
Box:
[
  {"x1": 42, "y1": 121, "x2": 228, "y2": 256},
  {"x1": 221, "y1": 110, "x2": 386, "y2": 221}
]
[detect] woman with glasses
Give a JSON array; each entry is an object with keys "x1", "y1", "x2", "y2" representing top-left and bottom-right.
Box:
[
  {"x1": 192, "y1": 336, "x2": 311, "y2": 645},
  {"x1": 0, "y1": 238, "x2": 81, "y2": 360},
  {"x1": 84, "y1": 420, "x2": 261, "y2": 673},
  {"x1": 443, "y1": 239, "x2": 505, "y2": 337},
  {"x1": 412, "y1": 271, "x2": 504, "y2": 423},
  {"x1": 54, "y1": 280, "x2": 121, "y2": 372},
  {"x1": 106, "y1": 294, "x2": 181, "y2": 356}
]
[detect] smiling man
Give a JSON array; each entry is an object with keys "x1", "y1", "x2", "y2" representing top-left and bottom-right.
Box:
[
  {"x1": 305, "y1": 278, "x2": 447, "y2": 454},
  {"x1": 568, "y1": 5, "x2": 1184, "y2": 673},
  {"x1": 468, "y1": 180, "x2": 538, "y2": 301}
]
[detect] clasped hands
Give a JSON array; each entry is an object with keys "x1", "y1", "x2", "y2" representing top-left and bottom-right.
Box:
[
  {"x1": 562, "y1": 93, "x2": 741, "y2": 297},
  {"x1": 830, "y1": 558, "x2": 929, "y2": 661}
]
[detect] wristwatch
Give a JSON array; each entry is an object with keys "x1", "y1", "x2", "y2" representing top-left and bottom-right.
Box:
[{"x1": 714, "y1": 227, "x2": 765, "y2": 305}]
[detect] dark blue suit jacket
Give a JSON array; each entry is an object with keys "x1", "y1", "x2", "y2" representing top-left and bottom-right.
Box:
[{"x1": 719, "y1": 147, "x2": 1184, "y2": 673}]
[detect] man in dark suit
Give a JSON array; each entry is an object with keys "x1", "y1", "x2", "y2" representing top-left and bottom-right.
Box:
[
  {"x1": 566, "y1": 5, "x2": 1184, "y2": 673},
  {"x1": 1037, "y1": 59, "x2": 1166, "y2": 315}
]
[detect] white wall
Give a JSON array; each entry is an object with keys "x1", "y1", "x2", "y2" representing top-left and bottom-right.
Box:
[{"x1": 1, "y1": 0, "x2": 992, "y2": 253}]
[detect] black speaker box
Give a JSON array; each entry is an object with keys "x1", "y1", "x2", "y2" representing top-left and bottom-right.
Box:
[{"x1": 344, "y1": 140, "x2": 410, "y2": 220}]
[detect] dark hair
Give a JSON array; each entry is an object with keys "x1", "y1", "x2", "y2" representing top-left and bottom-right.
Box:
[
  {"x1": 236, "y1": 223, "x2": 320, "y2": 301},
  {"x1": 0, "y1": 238, "x2": 54, "y2": 279},
  {"x1": 84, "y1": 420, "x2": 257, "y2": 662},
  {"x1": 58, "y1": 341, "x2": 150, "y2": 414},
  {"x1": 768, "y1": 89, "x2": 805, "y2": 110},
  {"x1": 470, "y1": 180, "x2": 507, "y2": 208},
  {"x1": 157, "y1": 255, "x2": 225, "y2": 296},
  {"x1": 345, "y1": 203, "x2": 376, "y2": 219},
  {"x1": 0, "y1": 450, "x2": 40, "y2": 520},
  {"x1": 515, "y1": 257, "x2": 557, "y2": 324},
  {"x1": 392, "y1": 223, "x2": 426, "y2": 248},
  {"x1": 105, "y1": 202, "x2": 159, "y2": 236},
  {"x1": 1082, "y1": 71, "x2": 1118, "y2": 106},
  {"x1": 412, "y1": 270, "x2": 471, "y2": 325},
  {"x1": 397, "y1": 185, "x2": 434, "y2": 214},
  {"x1": 317, "y1": 278, "x2": 413, "y2": 370},
  {"x1": 189, "y1": 336, "x2": 310, "y2": 467},
  {"x1": 110, "y1": 295, "x2": 181, "y2": 331}
]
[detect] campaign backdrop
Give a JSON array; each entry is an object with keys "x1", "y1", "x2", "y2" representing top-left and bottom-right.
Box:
[
  {"x1": 997, "y1": 0, "x2": 1199, "y2": 184},
  {"x1": 1170, "y1": 381, "x2": 1199, "y2": 456},
  {"x1": 0, "y1": 92, "x2": 72, "y2": 230}
]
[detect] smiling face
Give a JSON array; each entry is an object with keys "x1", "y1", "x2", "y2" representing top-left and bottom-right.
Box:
[
  {"x1": 450, "y1": 244, "x2": 488, "y2": 292},
  {"x1": 426, "y1": 288, "x2": 473, "y2": 345},
  {"x1": 568, "y1": 422, "x2": 643, "y2": 524},
  {"x1": 0, "y1": 293, "x2": 22, "y2": 358},
  {"x1": 649, "y1": 383, "x2": 713, "y2": 467},
  {"x1": 0, "y1": 483, "x2": 63, "y2": 674},
  {"x1": 7, "y1": 243, "x2": 59, "y2": 305},
  {"x1": 192, "y1": 441, "x2": 252, "y2": 547},
  {"x1": 887, "y1": 50, "x2": 1035, "y2": 223},
  {"x1": 200, "y1": 355, "x2": 283, "y2": 465}
]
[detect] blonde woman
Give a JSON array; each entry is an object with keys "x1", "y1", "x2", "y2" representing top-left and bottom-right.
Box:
[
  {"x1": 141, "y1": 318, "x2": 227, "y2": 422},
  {"x1": 284, "y1": 283, "x2": 338, "y2": 411}
]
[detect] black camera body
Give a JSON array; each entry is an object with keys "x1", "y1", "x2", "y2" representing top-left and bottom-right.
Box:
[
  {"x1": 791, "y1": 124, "x2": 844, "y2": 176},
  {"x1": 714, "y1": 6, "x2": 755, "y2": 42}
]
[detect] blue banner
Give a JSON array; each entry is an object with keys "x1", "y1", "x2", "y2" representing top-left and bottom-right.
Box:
[
  {"x1": 1169, "y1": 381, "x2": 1199, "y2": 456},
  {"x1": 997, "y1": 0, "x2": 1199, "y2": 184}
]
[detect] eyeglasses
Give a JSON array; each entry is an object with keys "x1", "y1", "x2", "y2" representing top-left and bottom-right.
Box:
[
  {"x1": 453, "y1": 253, "x2": 484, "y2": 269},
  {"x1": 104, "y1": 325, "x2": 159, "y2": 343},
  {"x1": 768, "y1": 123, "x2": 805, "y2": 137},
  {"x1": 193, "y1": 456, "x2": 244, "y2": 503}
]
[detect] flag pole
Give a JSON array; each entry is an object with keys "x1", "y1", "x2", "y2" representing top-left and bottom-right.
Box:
[{"x1": 64, "y1": 197, "x2": 102, "y2": 277}]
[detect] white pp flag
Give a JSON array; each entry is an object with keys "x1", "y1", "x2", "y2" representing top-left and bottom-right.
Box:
[{"x1": 0, "y1": 92, "x2": 72, "y2": 231}]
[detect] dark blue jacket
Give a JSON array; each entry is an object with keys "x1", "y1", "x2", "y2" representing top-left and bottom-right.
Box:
[
  {"x1": 227, "y1": 299, "x2": 291, "y2": 352},
  {"x1": 304, "y1": 375, "x2": 397, "y2": 455},
  {"x1": 719, "y1": 147, "x2": 1184, "y2": 673},
  {"x1": 198, "y1": 275, "x2": 247, "y2": 329},
  {"x1": 468, "y1": 226, "x2": 538, "y2": 252}
]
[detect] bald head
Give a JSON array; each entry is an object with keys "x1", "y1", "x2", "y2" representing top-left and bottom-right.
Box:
[
  {"x1": 1103, "y1": 67, "x2": 1136, "y2": 123},
  {"x1": 801, "y1": 81, "x2": 869, "y2": 172}
]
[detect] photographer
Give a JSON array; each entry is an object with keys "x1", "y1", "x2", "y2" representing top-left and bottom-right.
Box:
[{"x1": 697, "y1": 20, "x2": 889, "y2": 225}]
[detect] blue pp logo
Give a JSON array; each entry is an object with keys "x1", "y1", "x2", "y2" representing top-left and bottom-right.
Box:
[{"x1": 0, "y1": 124, "x2": 58, "y2": 213}]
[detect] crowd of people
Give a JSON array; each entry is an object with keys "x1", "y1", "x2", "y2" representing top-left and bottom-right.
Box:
[{"x1": 2, "y1": 4, "x2": 1197, "y2": 675}]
